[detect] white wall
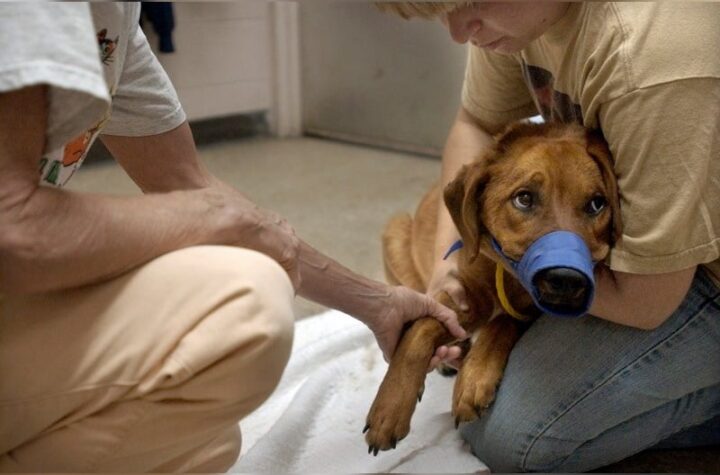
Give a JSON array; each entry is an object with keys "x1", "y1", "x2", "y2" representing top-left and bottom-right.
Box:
[
  {"x1": 141, "y1": 1, "x2": 468, "y2": 151},
  {"x1": 143, "y1": 2, "x2": 273, "y2": 121},
  {"x1": 299, "y1": 2, "x2": 467, "y2": 156}
]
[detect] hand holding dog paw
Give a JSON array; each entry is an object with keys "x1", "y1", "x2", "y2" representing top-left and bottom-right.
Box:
[
  {"x1": 370, "y1": 286, "x2": 466, "y2": 362},
  {"x1": 428, "y1": 344, "x2": 465, "y2": 373}
]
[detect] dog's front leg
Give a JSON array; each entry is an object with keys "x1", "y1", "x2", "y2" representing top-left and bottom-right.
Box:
[
  {"x1": 365, "y1": 316, "x2": 453, "y2": 454},
  {"x1": 452, "y1": 316, "x2": 524, "y2": 425}
]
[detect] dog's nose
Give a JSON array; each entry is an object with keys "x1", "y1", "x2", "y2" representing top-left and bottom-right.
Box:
[
  {"x1": 538, "y1": 267, "x2": 588, "y2": 295},
  {"x1": 533, "y1": 267, "x2": 591, "y2": 314}
]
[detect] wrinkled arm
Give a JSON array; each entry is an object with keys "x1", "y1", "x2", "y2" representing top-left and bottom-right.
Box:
[
  {"x1": 103, "y1": 117, "x2": 466, "y2": 358},
  {"x1": 0, "y1": 86, "x2": 243, "y2": 294}
]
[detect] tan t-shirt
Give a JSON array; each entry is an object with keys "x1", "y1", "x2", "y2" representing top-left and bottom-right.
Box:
[{"x1": 462, "y1": 2, "x2": 720, "y2": 285}]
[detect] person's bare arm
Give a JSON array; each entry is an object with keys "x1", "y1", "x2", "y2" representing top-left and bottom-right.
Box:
[
  {"x1": 591, "y1": 265, "x2": 696, "y2": 329},
  {"x1": 434, "y1": 108, "x2": 496, "y2": 261},
  {"x1": 0, "y1": 86, "x2": 286, "y2": 294},
  {"x1": 102, "y1": 115, "x2": 466, "y2": 359},
  {"x1": 426, "y1": 107, "x2": 496, "y2": 312},
  {"x1": 101, "y1": 120, "x2": 212, "y2": 192}
]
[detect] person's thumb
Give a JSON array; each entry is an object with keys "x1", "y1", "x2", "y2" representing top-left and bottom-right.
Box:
[{"x1": 424, "y1": 295, "x2": 466, "y2": 341}]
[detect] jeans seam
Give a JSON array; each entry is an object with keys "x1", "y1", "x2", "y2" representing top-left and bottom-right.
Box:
[{"x1": 520, "y1": 294, "x2": 718, "y2": 471}]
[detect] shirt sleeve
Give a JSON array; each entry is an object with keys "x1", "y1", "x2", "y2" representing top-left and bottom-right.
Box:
[
  {"x1": 461, "y1": 46, "x2": 538, "y2": 131},
  {"x1": 0, "y1": 3, "x2": 110, "y2": 153},
  {"x1": 600, "y1": 78, "x2": 720, "y2": 274},
  {"x1": 102, "y1": 13, "x2": 186, "y2": 136}
]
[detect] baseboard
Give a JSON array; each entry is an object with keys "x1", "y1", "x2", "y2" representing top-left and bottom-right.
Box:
[{"x1": 304, "y1": 127, "x2": 442, "y2": 159}]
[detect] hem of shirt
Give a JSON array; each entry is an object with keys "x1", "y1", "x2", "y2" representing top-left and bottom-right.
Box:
[
  {"x1": 0, "y1": 60, "x2": 108, "y2": 102},
  {"x1": 608, "y1": 239, "x2": 720, "y2": 276},
  {"x1": 0, "y1": 60, "x2": 110, "y2": 152},
  {"x1": 100, "y1": 105, "x2": 187, "y2": 137}
]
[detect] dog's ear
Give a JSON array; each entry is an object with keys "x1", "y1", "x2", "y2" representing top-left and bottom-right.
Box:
[
  {"x1": 585, "y1": 129, "x2": 623, "y2": 244},
  {"x1": 443, "y1": 161, "x2": 489, "y2": 262}
]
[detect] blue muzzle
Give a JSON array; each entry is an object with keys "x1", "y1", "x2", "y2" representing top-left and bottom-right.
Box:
[{"x1": 492, "y1": 231, "x2": 595, "y2": 317}]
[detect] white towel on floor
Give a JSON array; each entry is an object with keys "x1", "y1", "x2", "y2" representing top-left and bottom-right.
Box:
[{"x1": 231, "y1": 310, "x2": 488, "y2": 473}]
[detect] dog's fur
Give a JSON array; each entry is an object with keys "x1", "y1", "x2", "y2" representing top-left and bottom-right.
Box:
[{"x1": 365, "y1": 122, "x2": 622, "y2": 453}]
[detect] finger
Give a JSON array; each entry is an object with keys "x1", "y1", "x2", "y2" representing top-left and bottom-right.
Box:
[
  {"x1": 443, "y1": 357, "x2": 462, "y2": 370},
  {"x1": 445, "y1": 345, "x2": 463, "y2": 361},
  {"x1": 425, "y1": 297, "x2": 467, "y2": 340},
  {"x1": 445, "y1": 281, "x2": 469, "y2": 312},
  {"x1": 432, "y1": 346, "x2": 448, "y2": 363}
]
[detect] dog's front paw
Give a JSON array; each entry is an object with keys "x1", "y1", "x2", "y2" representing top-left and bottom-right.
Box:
[
  {"x1": 451, "y1": 366, "x2": 499, "y2": 426},
  {"x1": 364, "y1": 387, "x2": 418, "y2": 455}
]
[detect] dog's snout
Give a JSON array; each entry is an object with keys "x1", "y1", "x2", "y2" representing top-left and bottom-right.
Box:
[
  {"x1": 533, "y1": 267, "x2": 591, "y2": 315},
  {"x1": 538, "y1": 267, "x2": 587, "y2": 295}
]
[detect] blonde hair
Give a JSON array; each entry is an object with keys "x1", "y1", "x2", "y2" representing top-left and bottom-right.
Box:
[{"x1": 375, "y1": 2, "x2": 471, "y2": 20}]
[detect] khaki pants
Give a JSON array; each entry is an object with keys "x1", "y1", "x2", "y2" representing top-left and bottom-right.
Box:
[{"x1": 0, "y1": 246, "x2": 295, "y2": 472}]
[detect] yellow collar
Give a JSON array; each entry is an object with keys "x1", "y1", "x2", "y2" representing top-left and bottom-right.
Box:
[{"x1": 495, "y1": 264, "x2": 531, "y2": 322}]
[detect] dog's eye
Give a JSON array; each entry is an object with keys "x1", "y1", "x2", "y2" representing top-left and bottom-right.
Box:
[
  {"x1": 586, "y1": 196, "x2": 607, "y2": 215},
  {"x1": 512, "y1": 191, "x2": 535, "y2": 210}
]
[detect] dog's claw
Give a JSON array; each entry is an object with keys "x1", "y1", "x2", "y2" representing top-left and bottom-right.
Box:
[
  {"x1": 455, "y1": 417, "x2": 460, "y2": 429},
  {"x1": 373, "y1": 447, "x2": 379, "y2": 456},
  {"x1": 362, "y1": 424, "x2": 369, "y2": 434},
  {"x1": 368, "y1": 445, "x2": 373, "y2": 455},
  {"x1": 391, "y1": 437, "x2": 397, "y2": 449}
]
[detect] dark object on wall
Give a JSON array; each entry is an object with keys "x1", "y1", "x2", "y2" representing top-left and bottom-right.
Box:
[{"x1": 140, "y1": 2, "x2": 175, "y2": 53}]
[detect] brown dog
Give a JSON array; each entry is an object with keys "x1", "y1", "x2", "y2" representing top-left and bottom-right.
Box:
[{"x1": 364, "y1": 121, "x2": 622, "y2": 454}]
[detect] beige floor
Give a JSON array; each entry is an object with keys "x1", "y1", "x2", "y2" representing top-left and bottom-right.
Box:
[{"x1": 69, "y1": 136, "x2": 440, "y2": 320}]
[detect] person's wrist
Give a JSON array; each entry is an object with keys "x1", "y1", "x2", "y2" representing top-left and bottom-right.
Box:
[
  {"x1": 354, "y1": 280, "x2": 395, "y2": 329},
  {"x1": 192, "y1": 186, "x2": 246, "y2": 246}
]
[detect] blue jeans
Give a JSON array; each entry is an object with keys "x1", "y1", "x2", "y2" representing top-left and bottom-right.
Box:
[{"x1": 460, "y1": 267, "x2": 720, "y2": 472}]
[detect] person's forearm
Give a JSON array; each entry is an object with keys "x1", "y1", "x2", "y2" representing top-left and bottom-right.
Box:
[
  {"x1": 434, "y1": 108, "x2": 495, "y2": 262},
  {"x1": 296, "y1": 240, "x2": 388, "y2": 324},
  {"x1": 0, "y1": 185, "x2": 234, "y2": 294},
  {"x1": 589, "y1": 264, "x2": 695, "y2": 329}
]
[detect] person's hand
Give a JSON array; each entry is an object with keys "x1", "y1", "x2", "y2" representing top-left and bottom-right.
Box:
[
  {"x1": 428, "y1": 344, "x2": 465, "y2": 372},
  {"x1": 201, "y1": 182, "x2": 302, "y2": 290},
  {"x1": 426, "y1": 257, "x2": 469, "y2": 312},
  {"x1": 367, "y1": 285, "x2": 467, "y2": 362},
  {"x1": 426, "y1": 258, "x2": 469, "y2": 371}
]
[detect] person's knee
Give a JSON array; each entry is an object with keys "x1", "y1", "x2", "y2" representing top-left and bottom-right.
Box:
[
  {"x1": 234, "y1": 248, "x2": 295, "y2": 392},
  {"x1": 157, "y1": 246, "x2": 295, "y2": 411},
  {"x1": 205, "y1": 247, "x2": 295, "y2": 402},
  {"x1": 460, "y1": 414, "x2": 527, "y2": 472},
  {"x1": 461, "y1": 407, "x2": 590, "y2": 472}
]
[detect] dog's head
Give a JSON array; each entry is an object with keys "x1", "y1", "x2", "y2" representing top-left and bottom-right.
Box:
[{"x1": 444, "y1": 122, "x2": 622, "y2": 315}]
